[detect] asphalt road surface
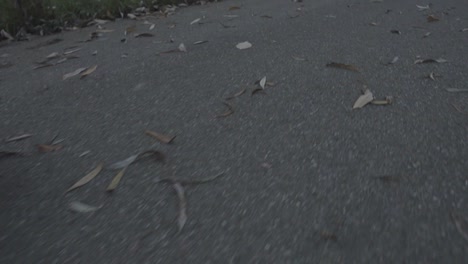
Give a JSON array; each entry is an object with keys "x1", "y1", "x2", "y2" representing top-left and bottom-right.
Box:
[{"x1": 1, "y1": 0, "x2": 467, "y2": 263}]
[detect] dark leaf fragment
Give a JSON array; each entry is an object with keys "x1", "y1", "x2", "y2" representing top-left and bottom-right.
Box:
[{"x1": 326, "y1": 62, "x2": 360, "y2": 72}]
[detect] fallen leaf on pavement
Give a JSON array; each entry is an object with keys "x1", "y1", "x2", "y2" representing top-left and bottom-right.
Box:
[
  {"x1": 135, "y1": 33, "x2": 154, "y2": 38},
  {"x1": 423, "y1": 32, "x2": 431, "y2": 38},
  {"x1": 63, "y1": 48, "x2": 81, "y2": 55},
  {"x1": 390, "y1": 30, "x2": 401, "y2": 34},
  {"x1": 46, "y1": 52, "x2": 60, "y2": 59},
  {"x1": 106, "y1": 167, "x2": 127, "y2": 192},
  {"x1": 173, "y1": 182, "x2": 187, "y2": 232},
  {"x1": 326, "y1": 62, "x2": 360, "y2": 72},
  {"x1": 149, "y1": 24, "x2": 155, "y2": 30},
  {"x1": 216, "y1": 102, "x2": 234, "y2": 118},
  {"x1": 107, "y1": 150, "x2": 165, "y2": 170},
  {"x1": 0, "y1": 151, "x2": 25, "y2": 159},
  {"x1": 5, "y1": 134, "x2": 33, "y2": 142},
  {"x1": 229, "y1": 6, "x2": 241, "y2": 11},
  {"x1": 427, "y1": 15, "x2": 439, "y2": 22},
  {"x1": 145, "y1": 130, "x2": 176, "y2": 144},
  {"x1": 69, "y1": 201, "x2": 101, "y2": 213},
  {"x1": 414, "y1": 58, "x2": 447, "y2": 64},
  {"x1": 451, "y1": 212, "x2": 468, "y2": 243},
  {"x1": 37, "y1": 144, "x2": 63, "y2": 152},
  {"x1": 66, "y1": 163, "x2": 103, "y2": 193},
  {"x1": 225, "y1": 88, "x2": 246, "y2": 100},
  {"x1": 63, "y1": 67, "x2": 87, "y2": 80},
  {"x1": 461, "y1": 28, "x2": 468, "y2": 32},
  {"x1": 193, "y1": 40, "x2": 208, "y2": 45},
  {"x1": 178, "y1": 43, "x2": 187, "y2": 52},
  {"x1": 445, "y1": 88, "x2": 468, "y2": 93},
  {"x1": 353, "y1": 89, "x2": 374, "y2": 109},
  {"x1": 386, "y1": 56, "x2": 399, "y2": 65},
  {"x1": 259, "y1": 76, "x2": 267, "y2": 89},
  {"x1": 80, "y1": 65, "x2": 97, "y2": 78},
  {"x1": 416, "y1": 5, "x2": 430, "y2": 11},
  {"x1": 236, "y1": 41, "x2": 252, "y2": 50},
  {"x1": 190, "y1": 18, "x2": 201, "y2": 25},
  {"x1": 371, "y1": 96, "x2": 393, "y2": 105},
  {"x1": 369, "y1": 22, "x2": 379, "y2": 26},
  {"x1": 428, "y1": 72, "x2": 438, "y2": 81}
]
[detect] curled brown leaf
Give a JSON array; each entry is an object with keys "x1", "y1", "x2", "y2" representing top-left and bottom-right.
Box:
[{"x1": 145, "y1": 130, "x2": 176, "y2": 144}]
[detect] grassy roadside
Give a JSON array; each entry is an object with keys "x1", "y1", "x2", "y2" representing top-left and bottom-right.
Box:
[{"x1": 0, "y1": 0, "x2": 208, "y2": 39}]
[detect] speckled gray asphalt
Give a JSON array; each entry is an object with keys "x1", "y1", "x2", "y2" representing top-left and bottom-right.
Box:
[{"x1": 1, "y1": 0, "x2": 467, "y2": 263}]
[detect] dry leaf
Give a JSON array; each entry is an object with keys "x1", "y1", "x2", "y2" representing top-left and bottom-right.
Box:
[
  {"x1": 452, "y1": 212, "x2": 468, "y2": 243},
  {"x1": 353, "y1": 89, "x2": 374, "y2": 109},
  {"x1": 229, "y1": 6, "x2": 240, "y2": 11},
  {"x1": 63, "y1": 67, "x2": 87, "y2": 80},
  {"x1": 80, "y1": 65, "x2": 97, "y2": 79},
  {"x1": 107, "y1": 150, "x2": 165, "y2": 170},
  {"x1": 387, "y1": 56, "x2": 399, "y2": 65},
  {"x1": 428, "y1": 72, "x2": 436, "y2": 81},
  {"x1": 46, "y1": 52, "x2": 60, "y2": 59},
  {"x1": 149, "y1": 24, "x2": 155, "y2": 30},
  {"x1": 326, "y1": 62, "x2": 360, "y2": 72},
  {"x1": 173, "y1": 182, "x2": 187, "y2": 232},
  {"x1": 423, "y1": 32, "x2": 431, "y2": 38},
  {"x1": 106, "y1": 167, "x2": 127, "y2": 192},
  {"x1": 427, "y1": 15, "x2": 439, "y2": 22},
  {"x1": 216, "y1": 102, "x2": 234, "y2": 118},
  {"x1": 259, "y1": 76, "x2": 267, "y2": 89},
  {"x1": 193, "y1": 40, "x2": 208, "y2": 45},
  {"x1": 63, "y1": 48, "x2": 81, "y2": 55},
  {"x1": 5, "y1": 133, "x2": 33, "y2": 142},
  {"x1": 178, "y1": 43, "x2": 187, "y2": 52},
  {"x1": 414, "y1": 58, "x2": 447, "y2": 64},
  {"x1": 134, "y1": 33, "x2": 154, "y2": 38},
  {"x1": 461, "y1": 28, "x2": 468, "y2": 32},
  {"x1": 416, "y1": 5, "x2": 430, "y2": 11},
  {"x1": 190, "y1": 18, "x2": 201, "y2": 25},
  {"x1": 371, "y1": 96, "x2": 393, "y2": 105},
  {"x1": 390, "y1": 30, "x2": 401, "y2": 34},
  {"x1": 0, "y1": 151, "x2": 25, "y2": 159},
  {"x1": 225, "y1": 88, "x2": 246, "y2": 100},
  {"x1": 145, "y1": 130, "x2": 176, "y2": 144},
  {"x1": 369, "y1": 22, "x2": 379, "y2": 26},
  {"x1": 445, "y1": 88, "x2": 468, "y2": 93},
  {"x1": 127, "y1": 13, "x2": 137, "y2": 19},
  {"x1": 37, "y1": 144, "x2": 63, "y2": 152},
  {"x1": 69, "y1": 201, "x2": 100, "y2": 213},
  {"x1": 66, "y1": 163, "x2": 103, "y2": 193},
  {"x1": 236, "y1": 41, "x2": 252, "y2": 50}
]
